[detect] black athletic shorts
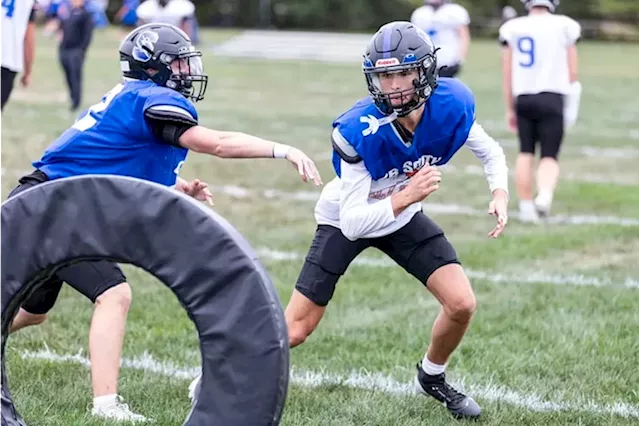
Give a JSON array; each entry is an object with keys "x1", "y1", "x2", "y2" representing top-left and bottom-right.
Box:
[
  {"x1": 515, "y1": 92, "x2": 564, "y2": 159},
  {"x1": 295, "y1": 212, "x2": 460, "y2": 306},
  {"x1": 1, "y1": 66, "x2": 18, "y2": 111},
  {"x1": 7, "y1": 170, "x2": 127, "y2": 315}
]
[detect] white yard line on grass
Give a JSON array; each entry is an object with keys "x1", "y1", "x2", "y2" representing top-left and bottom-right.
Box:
[
  {"x1": 18, "y1": 348, "x2": 639, "y2": 418},
  {"x1": 255, "y1": 248, "x2": 639, "y2": 289},
  {"x1": 212, "y1": 184, "x2": 639, "y2": 228}
]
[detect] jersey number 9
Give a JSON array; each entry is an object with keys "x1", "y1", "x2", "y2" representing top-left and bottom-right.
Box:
[
  {"x1": 2, "y1": 0, "x2": 15, "y2": 17},
  {"x1": 516, "y1": 36, "x2": 535, "y2": 68}
]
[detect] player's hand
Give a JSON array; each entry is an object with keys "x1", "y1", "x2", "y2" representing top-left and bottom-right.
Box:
[
  {"x1": 177, "y1": 178, "x2": 214, "y2": 206},
  {"x1": 488, "y1": 189, "x2": 509, "y2": 238},
  {"x1": 20, "y1": 73, "x2": 31, "y2": 88},
  {"x1": 403, "y1": 165, "x2": 441, "y2": 204},
  {"x1": 285, "y1": 147, "x2": 323, "y2": 186},
  {"x1": 506, "y1": 108, "x2": 517, "y2": 133}
]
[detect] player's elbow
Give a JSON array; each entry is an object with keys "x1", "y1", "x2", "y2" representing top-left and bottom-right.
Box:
[{"x1": 339, "y1": 211, "x2": 365, "y2": 241}]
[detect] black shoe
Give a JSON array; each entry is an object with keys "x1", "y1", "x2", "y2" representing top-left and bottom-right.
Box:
[{"x1": 415, "y1": 363, "x2": 481, "y2": 420}]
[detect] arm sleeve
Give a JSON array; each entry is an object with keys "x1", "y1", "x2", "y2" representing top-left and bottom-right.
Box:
[
  {"x1": 498, "y1": 22, "x2": 511, "y2": 46},
  {"x1": 338, "y1": 160, "x2": 396, "y2": 241},
  {"x1": 143, "y1": 102, "x2": 199, "y2": 147},
  {"x1": 464, "y1": 121, "x2": 510, "y2": 195}
]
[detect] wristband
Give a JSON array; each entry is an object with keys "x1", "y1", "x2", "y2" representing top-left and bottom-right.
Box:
[{"x1": 272, "y1": 143, "x2": 291, "y2": 159}]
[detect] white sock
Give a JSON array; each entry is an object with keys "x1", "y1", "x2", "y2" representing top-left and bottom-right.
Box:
[
  {"x1": 93, "y1": 393, "x2": 118, "y2": 408},
  {"x1": 519, "y1": 199, "x2": 535, "y2": 213},
  {"x1": 422, "y1": 356, "x2": 446, "y2": 376},
  {"x1": 535, "y1": 190, "x2": 553, "y2": 207}
]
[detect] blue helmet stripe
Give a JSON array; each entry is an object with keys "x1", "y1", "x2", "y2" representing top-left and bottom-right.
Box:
[{"x1": 382, "y1": 26, "x2": 392, "y2": 58}]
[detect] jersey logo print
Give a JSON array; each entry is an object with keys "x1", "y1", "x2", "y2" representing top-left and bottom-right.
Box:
[
  {"x1": 360, "y1": 113, "x2": 398, "y2": 137},
  {"x1": 360, "y1": 114, "x2": 379, "y2": 136}
]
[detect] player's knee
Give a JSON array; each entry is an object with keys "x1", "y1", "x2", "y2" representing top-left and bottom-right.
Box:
[
  {"x1": 446, "y1": 294, "x2": 476, "y2": 323},
  {"x1": 25, "y1": 312, "x2": 48, "y2": 326},
  {"x1": 95, "y1": 282, "x2": 132, "y2": 312}
]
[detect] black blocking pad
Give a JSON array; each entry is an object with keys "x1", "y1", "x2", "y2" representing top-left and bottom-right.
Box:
[{"x1": 1, "y1": 175, "x2": 289, "y2": 426}]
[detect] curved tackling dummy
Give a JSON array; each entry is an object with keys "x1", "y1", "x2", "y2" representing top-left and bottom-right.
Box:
[
  {"x1": 1, "y1": 176, "x2": 289, "y2": 426},
  {"x1": 284, "y1": 21, "x2": 511, "y2": 420}
]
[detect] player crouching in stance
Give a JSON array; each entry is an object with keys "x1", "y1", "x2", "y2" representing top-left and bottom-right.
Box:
[
  {"x1": 8, "y1": 23, "x2": 321, "y2": 422},
  {"x1": 284, "y1": 21, "x2": 509, "y2": 420}
]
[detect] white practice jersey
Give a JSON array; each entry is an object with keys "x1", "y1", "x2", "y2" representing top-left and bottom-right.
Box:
[
  {"x1": 410, "y1": 3, "x2": 470, "y2": 68},
  {"x1": 2, "y1": 0, "x2": 36, "y2": 73},
  {"x1": 499, "y1": 13, "x2": 581, "y2": 96},
  {"x1": 136, "y1": 0, "x2": 194, "y2": 28},
  {"x1": 314, "y1": 122, "x2": 509, "y2": 240}
]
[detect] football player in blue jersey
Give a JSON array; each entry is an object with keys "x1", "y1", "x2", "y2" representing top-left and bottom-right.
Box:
[
  {"x1": 7, "y1": 23, "x2": 321, "y2": 422},
  {"x1": 284, "y1": 22, "x2": 510, "y2": 420}
]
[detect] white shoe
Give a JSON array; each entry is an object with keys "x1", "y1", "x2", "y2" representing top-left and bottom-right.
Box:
[
  {"x1": 534, "y1": 194, "x2": 552, "y2": 217},
  {"x1": 188, "y1": 374, "x2": 202, "y2": 402},
  {"x1": 91, "y1": 395, "x2": 151, "y2": 422}
]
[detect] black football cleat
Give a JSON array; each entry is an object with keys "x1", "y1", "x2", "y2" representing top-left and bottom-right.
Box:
[{"x1": 415, "y1": 363, "x2": 481, "y2": 420}]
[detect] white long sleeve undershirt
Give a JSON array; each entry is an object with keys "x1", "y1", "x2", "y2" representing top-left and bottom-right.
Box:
[{"x1": 314, "y1": 121, "x2": 509, "y2": 241}]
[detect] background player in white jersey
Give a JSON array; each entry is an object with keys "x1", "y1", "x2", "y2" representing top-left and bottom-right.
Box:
[
  {"x1": 410, "y1": 0, "x2": 470, "y2": 77},
  {"x1": 499, "y1": 0, "x2": 581, "y2": 222},
  {"x1": 284, "y1": 21, "x2": 509, "y2": 420},
  {"x1": 136, "y1": 0, "x2": 195, "y2": 37},
  {"x1": 1, "y1": 0, "x2": 37, "y2": 111}
]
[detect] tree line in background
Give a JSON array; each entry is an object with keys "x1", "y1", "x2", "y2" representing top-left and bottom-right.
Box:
[{"x1": 107, "y1": 0, "x2": 638, "y2": 40}]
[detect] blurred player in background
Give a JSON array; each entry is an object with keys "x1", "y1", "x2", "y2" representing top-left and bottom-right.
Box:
[
  {"x1": 499, "y1": 0, "x2": 581, "y2": 222},
  {"x1": 136, "y1": 0, "x2": 196, "y2": 40},
  {"x1": 410, "y1": 0, "x2": 470, "y2": 77},
  {"x1": 1, "y1": 0, "x2": 37, "y2": 111},
  {"x1": 58, "y1": 0, "x2": 94, "y2": 111},
  {"x1": 115, "y1": 0, "x2": 139, "y2": 30}
]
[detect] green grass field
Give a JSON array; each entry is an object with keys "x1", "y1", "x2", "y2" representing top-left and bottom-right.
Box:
[{"x1": 2, "y1": 27, "x2": 638, "y2": 425}]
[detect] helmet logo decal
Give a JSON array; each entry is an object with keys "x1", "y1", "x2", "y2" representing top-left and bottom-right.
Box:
[
  {"x1": 375, "y1": 58, "x2": 400, "y2": 67},
  {"x1": 133, "y1": 31, "x2": 159, "y2": 63}
]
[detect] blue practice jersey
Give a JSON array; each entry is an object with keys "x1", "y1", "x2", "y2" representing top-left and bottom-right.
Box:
[
  {"x1": 34, "y1": 80, "x2": 197, "y2": 187},
  {"x1": 331, "y1": 78, "x2": 475, "y2": 181}
]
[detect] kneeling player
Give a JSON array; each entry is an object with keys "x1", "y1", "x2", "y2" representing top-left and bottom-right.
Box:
[
  {"x1": 8, "y1": 23, "x2": 321, "y2": 422},
  {"x1": 285, "y1": 22, "x2": 509, "y2": 420}
]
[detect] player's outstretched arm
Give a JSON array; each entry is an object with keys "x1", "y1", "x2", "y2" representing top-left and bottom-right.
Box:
[
  {"x1": 179, "y1": 126, "x2": 322, "y2": 185},
  {"x1": 464, "y1": 122, "x2": 509, "y2": 238}
]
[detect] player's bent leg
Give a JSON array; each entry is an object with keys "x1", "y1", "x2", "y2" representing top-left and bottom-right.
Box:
[
  {"x1": 56, "y1": 261, "x2": 148, "y2": 422},
  {"x1": 424, "y1": 263, "x2": 476, "y2": 365},
  {"x1": 386, "y1": 222, "x2": 480, "y2": 420},
  {"x1": 285, "y1": 288, "x2": 327, "y2": 348},
  {"x1": 8, "y1": 308, "x2": 48, "y2": 333},
  {"x1": 286, "y1": 225, "x2": 370, "y2": 347},
  {"x1": 418, "y1": 264, "x2": 480, "y2": 420},
  {"x1": 10, "y1": 275, "x2": 65, "y2": 333}
]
